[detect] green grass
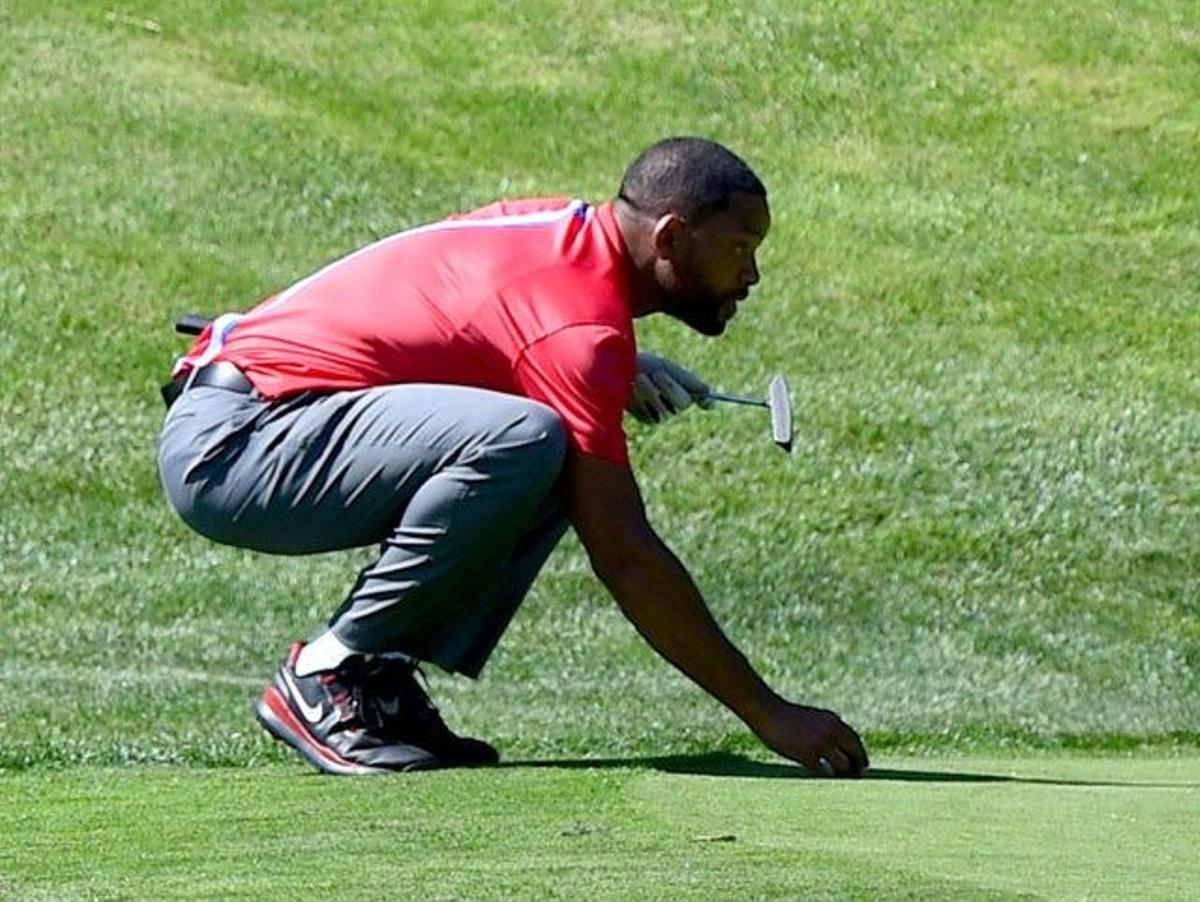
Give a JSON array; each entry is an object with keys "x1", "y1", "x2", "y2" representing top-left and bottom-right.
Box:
[
  {"x1": 2, "y1": 755, "x2": 1197, "y2": 899},
  {"x1": 1, "y1": 0, "x2": 1198, "y2": 895}
]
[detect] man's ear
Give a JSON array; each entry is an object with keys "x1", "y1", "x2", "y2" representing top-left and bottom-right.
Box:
[{"x1": 651, "y1": 213, "x2": 687, "y2": 259}]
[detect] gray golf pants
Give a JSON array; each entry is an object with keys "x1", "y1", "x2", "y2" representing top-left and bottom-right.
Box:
[{"x1": 157, "y1": 383, "x2": 569, "y2": 677}]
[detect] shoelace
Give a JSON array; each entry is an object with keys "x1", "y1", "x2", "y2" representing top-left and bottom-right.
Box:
[{"x1": 316, "y1": 672, "x2": 366, "y2": 732}]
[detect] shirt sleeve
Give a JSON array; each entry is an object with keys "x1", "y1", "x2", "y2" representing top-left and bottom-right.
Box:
[{"x1": 513, "y1": 325, "x2": 635, "y2": 467}]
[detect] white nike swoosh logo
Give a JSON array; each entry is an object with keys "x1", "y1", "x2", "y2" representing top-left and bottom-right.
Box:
[{"x1": 283, "y1": 669, "x2": 326, "y2": 724}]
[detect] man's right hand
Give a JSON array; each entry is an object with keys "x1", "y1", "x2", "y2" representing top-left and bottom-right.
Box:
[{"x1": 751, "y1": 699, "x2": 869, "y2": 777}]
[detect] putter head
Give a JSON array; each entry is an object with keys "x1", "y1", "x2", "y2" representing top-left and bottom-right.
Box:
[{"x1": 767, "y1": 375, "x2": 793, "y2": 453}]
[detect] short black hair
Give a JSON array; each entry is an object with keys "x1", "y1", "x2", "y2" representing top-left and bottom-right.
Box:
[{"x1": 617, "y1": 137, "x2": 766, "y2": 222}]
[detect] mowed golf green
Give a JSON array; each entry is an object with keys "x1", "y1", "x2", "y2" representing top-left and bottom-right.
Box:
[
  {"x1": 3, "y1": 757, "x2": 1198, "y2": 898},
  {"x1": 1, "y1": 0, "x2": 1197, "y2": 897}
]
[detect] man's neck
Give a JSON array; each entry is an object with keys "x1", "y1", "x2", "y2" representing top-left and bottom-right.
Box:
[{"x1": 613, "y1": 199, "x2": 664, "y2": 317}]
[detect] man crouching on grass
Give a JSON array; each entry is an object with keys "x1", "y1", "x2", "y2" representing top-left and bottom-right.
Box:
[{"x1": 157, "y1": 136, "x2": 869, "y2": 777}]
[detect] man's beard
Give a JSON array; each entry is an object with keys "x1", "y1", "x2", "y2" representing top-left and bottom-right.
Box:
[
  {"x1": 668, "y1": 302, "x2": 728, "y2": 336},
  {"x1": 660, "y1": 265, "x2": 732, "y2": 336}
]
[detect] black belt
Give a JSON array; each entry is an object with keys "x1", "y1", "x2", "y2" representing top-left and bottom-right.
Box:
[{"x1": 161, "y1": 361, "x2": 254, "y2": 408}]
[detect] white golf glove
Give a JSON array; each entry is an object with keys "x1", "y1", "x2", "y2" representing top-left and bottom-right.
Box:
[{"x1": 627, "y1": 352, "x2": 715, "y2": 425}]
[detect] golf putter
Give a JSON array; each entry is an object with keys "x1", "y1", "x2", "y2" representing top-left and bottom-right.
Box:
[{"x1": 706, "y1": 374, "x2": 793, "y2": 453}]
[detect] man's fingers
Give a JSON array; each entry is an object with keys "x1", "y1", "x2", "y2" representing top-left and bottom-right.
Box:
[
  {"x1": 649, "y1": 370, "x2": 692, "y2": 413},
  {"x1": 808, "y1": 711, "x2": 869, "y2": 777},
  {"x1": 629, "y1": 374, "x2": 670, "y2": 424},
  {"x1": 631, "y1": 354, "x2": 712, "y2": 421},
  {"x1": 836, "y1": 721, "x2": 870, "y2": 773},
  {"x1": 644, "y1": 395, "x2": 670, "y2": 420},
  {"x1": 764, "y1": 704, "x2": 869, "y2": 778},
  {"x1": 797, "y1": 749, "x2": 823, "y2": 775},
  {"x1": 628, "y1": 401, "x2": 655, "y2": 424},
  {"x1": 825, "y1": 747, "x2": 853, "y2": 777},
  {"x1": 662, "y1": 361, "x2": 711, "y2": 401}
]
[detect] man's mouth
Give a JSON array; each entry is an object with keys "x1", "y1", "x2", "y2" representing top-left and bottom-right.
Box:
[{"x1": 719, "y1": 298, "x2": 740, "y2": 320}]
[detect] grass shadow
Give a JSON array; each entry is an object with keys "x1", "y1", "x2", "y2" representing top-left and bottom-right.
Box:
[{"x1": 501, "y1": 752, "x2": 1197, "y2": 788}]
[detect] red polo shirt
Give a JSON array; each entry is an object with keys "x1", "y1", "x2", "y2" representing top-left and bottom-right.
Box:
[{"x1": 179, "y1": 198, "x2": 638, "y2": 465}]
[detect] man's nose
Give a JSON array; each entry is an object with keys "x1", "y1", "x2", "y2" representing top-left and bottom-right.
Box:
[{"x1": 743, "y1": 256, "x2": 760, "y2": 287}]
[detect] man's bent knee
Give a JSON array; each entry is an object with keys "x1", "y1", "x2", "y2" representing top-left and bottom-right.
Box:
[
  {"x1": 480, "y1": 401, "x2": 567, "y2": 490},
  {"x1": 521, "y1": 404, "x2": 568, "y2": 474}
]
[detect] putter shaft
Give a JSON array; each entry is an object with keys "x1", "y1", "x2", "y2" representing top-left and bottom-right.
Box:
[{"x1": 706, "y1": 391, "x2": 768, "y2": 408}]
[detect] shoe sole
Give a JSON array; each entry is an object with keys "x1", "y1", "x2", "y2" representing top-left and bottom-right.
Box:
[{"x1": 255, "y1": 685, "x2": 437, "y2": 776}]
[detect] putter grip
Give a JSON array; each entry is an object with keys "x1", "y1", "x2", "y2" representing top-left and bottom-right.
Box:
[{"x1": 175, "y1": 314, "x2": 213, "y2": 335}]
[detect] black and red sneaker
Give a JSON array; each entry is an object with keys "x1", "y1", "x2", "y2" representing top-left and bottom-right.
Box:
[{"x1": 254, "y1": 643, "x2": 439, "y2": 775}]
